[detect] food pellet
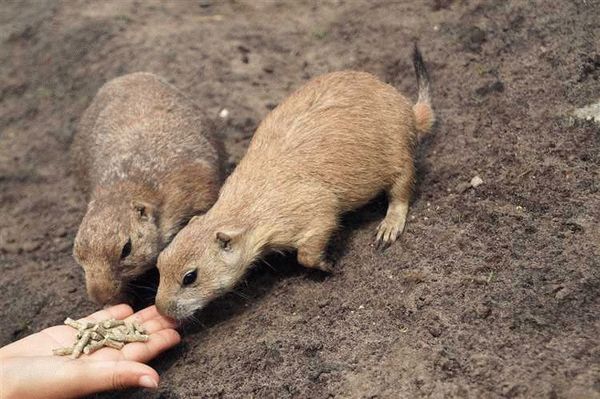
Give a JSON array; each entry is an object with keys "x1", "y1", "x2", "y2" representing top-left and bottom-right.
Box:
[{"x1": 53, "y1": 318, "x2": 149, "y2": 359}]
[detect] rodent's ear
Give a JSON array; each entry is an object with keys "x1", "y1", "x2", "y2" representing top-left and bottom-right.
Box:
[
  {"x1": 215, "y1": 229, "x2": 243, "y2": 251},
  {"x1": 216, "y1": 231, "x2": 232, "y2": 251},
  {"x1": 131, "y1": 200, "x2": 156, "y2": 222}
]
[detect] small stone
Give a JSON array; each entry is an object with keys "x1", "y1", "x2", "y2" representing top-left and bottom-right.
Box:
[
  {"x1": 24, "y1": 241, "x2": 42, "y2": 253},
  {"x1": 237, "y1": 45, "x2": 250, "y2": 54},
  {"x1": 53, "y1": 240, "x2": 72, "y2": 253},
  {"x1": 1, "y1": 242, "x2": 22, "y2": 254},
  {"x1": 218, "y1": 108, "x2": 229, "y2": 118},
  {"x1": 501, "y1": 383, "x2": 527, "y2": 398},
  {"x1": 475, "y1": 80, "x2": 504, "y2": 96},
  {"x1": 428, "y1": 324, "x2": 442, "y2": 337},
  {"x1": 317, "y1": 299, "x2": 330, "y2": 308},
  {"x1": 574, "y1": 101, "x2": 600, "y2": 123},
  {"x1": 56, "y1": 227, "x2": 69, "y2": 238},
  {"x1": 427, "y1": 319, "x2": 444, "y2": 337},
  {"x1": 475, "y1": 304, "x2": 491, "y2": 319},
  {"x1": 555, "y1": 287, "x2": 571, "y2": 300},
  {"x1": 456, "y1": 182, "x2": 471, "y2": 193},
  {"x1": 470, "y1": 175, "x2": 484, "y2": 188},
  {"x1": 462, "y1": 26, "x2": 486, "y2": 52}
]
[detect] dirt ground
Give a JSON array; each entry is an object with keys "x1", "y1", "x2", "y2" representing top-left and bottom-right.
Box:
[{"x1": 1, "y1": 1, "x2": 599, "y2": 398}]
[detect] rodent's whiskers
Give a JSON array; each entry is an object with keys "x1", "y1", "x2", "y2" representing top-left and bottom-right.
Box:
[
  {"x1": 232, "y1": 290, "x2": 250, "y2": 300},
  {"x1": 126, "y1": 281, "x2": 157, "y2": 292},
  {"x1": 183, "y1": 313, "x2": 206, "y2": 331},
  {"x1": 260, "y1": 258, "x2": 276, "y2": 272}
]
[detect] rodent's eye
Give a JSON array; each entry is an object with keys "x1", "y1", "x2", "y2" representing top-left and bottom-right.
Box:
[
  {"x1": 182, "y1": 269, "x2": 198, "y2": 286},
  {"x1": 120, "y1": 238, "x2": 132, "y2": 259}
]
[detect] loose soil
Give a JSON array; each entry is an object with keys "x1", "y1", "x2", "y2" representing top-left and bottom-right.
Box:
[{"x1": 1, "y1": 1, "x2": 599, "y2": 398}]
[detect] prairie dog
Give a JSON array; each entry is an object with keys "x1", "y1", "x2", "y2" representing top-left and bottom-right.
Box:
[
  {"x1": 155, "y1": 46, "x2": 434, "y2": 319},
  {"x1": 72, "y1": 72, "x2": 225, "y2": 305}
]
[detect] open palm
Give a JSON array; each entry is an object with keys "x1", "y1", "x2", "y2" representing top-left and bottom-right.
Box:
[{"x1": 0, "y1": 304, "x2": 180, "y2": 399}]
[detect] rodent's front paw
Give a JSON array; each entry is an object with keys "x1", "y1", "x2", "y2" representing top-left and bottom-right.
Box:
[{"x1": 375, "y1": 217, "x2": 405, "y2": 251}]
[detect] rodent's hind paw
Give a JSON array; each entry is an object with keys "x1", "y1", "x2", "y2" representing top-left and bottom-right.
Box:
[
  {"x1": 297, "y1": 249, "x2": 334, "y2": 273},
  {"x1": 316, "y1": 259, "x2": 334, "y2": 273}
]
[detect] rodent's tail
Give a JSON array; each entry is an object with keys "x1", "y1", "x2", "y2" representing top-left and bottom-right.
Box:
[{"x1": 412, "y1": 43, "x2": 434, "y2": 140}]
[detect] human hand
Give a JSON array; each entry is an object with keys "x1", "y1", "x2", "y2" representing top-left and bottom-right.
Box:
[{"x1": 0, "y1": 304, "x2": 180, "y2": 399}]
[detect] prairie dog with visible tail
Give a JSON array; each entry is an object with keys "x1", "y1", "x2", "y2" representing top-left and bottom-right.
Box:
[
  {"x1": 72, "y1": 72, "x2": 225, "y2": 305},
  {"x1": 156, "y1": 46, "x2": 434, "y2": 319}
]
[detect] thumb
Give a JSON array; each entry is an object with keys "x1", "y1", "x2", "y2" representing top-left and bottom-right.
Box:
[
  {"x1": 1, "y1": 357, "x2": 159, "y2": 399},
  {"x1": 67, "y1": 359, "x2": 159, "y2": 396},
  {"x1": 76, "y1": 359, "x2": 159, "y2": 392}
]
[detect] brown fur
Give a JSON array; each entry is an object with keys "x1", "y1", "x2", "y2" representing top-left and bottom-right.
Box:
[
  {"x1": 155, "y1": 50, "x2": 434, "y2": 320},
  {"x1": 72, "y1": 72, "x2": 225, "y2": 305}
]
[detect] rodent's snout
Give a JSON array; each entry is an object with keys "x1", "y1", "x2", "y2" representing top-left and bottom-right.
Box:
[
  {"x1": 85, "y1": 275, "x2": 124, "y2": 305},
  {"x1": 155, "y1": 294, "x2": 177, "y2": 319}
]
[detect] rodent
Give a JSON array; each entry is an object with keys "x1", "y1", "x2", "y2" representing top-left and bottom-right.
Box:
[
  {"x1": 71, "y1": 72, "x2": 225, "y2": 305},
  {"x1": 155, "y1": 45, "x2": 434, "y2": 320}
]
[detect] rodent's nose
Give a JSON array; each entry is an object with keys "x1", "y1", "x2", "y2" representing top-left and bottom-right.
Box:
[
  {"x1": 155, "y1": 295, "x2": 177, "y2": 318},
  {"x1": 86, "y1": 280, "x2": 123, "y2": 305}
]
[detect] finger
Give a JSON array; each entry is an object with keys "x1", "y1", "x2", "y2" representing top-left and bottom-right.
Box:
[
  {"x1": 140, "y1": 314, "x2": 178, "y2": 334},
  {"x1": 125, "y1": 305, "x2": 162, "y2": 324},
  {"x1": 126, "y1": 305, "x2": 177, "y2": 332},
  {"x1": 121, "y1": 329, "x2": 181, "y2": 363},
  {"x1": 70, "y1": 359, "x2": 159, "y2": 394},
  {"x1": 78, "y1": 304, "x2": 134, "y2": 324}
]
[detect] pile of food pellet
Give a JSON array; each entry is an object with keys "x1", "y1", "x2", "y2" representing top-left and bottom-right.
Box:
[{"x1": 53, "y1": 318, "x2": 149, "y2": 359}]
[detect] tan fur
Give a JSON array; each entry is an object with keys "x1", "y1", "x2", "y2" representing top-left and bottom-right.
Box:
[
  {"x1": 413, "y1": 102, "x2": 434, "y2": 139},
  {"x1": 72, "y1": 72, "x2": 225, "y2": 305},
  {"x1": 156, "y1": 69, "x2": 434, "y2": 320}
]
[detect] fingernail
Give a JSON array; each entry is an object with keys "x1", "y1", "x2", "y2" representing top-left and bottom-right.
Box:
[{"x1": 139, "y1": 375, "x2": 159, "y2": 389}]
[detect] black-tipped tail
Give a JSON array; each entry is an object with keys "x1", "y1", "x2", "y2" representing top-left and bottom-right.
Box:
[
  {"x1": 412, "y1": 43, "x2": 434, "y2": 138},
  {"x1": 413, "y1": 43, "x2": 431, "y2": 106}
]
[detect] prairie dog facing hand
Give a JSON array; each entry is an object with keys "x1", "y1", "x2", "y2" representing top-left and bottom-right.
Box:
[
  {"x1": 156, "y1": 46, "x2": 434, "y2": 320},
  {"x1": 72, "y1": 72, "x2": 225, "y2": 305}
]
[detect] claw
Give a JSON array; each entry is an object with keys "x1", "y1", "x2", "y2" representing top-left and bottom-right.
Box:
[
  {"x1": 377, "y1": 239, "x2": 392, "y2": 252},
  {"x1": 375, "y1": 218, "x2": 404, "y2": 252},
  {"x1": 375, "y1": 234, "x2": 385, "y2": 251}
]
